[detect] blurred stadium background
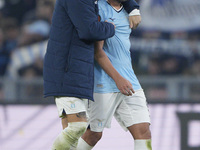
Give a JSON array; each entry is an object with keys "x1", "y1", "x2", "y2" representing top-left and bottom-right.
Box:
[{"x1": 0, "y1": 0, "x2": 200, "y2": 150}]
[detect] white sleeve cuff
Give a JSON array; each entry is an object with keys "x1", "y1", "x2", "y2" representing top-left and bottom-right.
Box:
[{"x1": 129, "y1": 9, "x2": 140, "y2": 16}]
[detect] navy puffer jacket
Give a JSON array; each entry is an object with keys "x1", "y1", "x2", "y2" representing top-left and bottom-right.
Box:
[{"x1": 43, "y1": 0, "x2": 115, "y2": 100}]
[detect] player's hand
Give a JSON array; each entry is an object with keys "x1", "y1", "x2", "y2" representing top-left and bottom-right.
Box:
[
  {"x1": 129, "y1": 15, "x2": 141, "y2": 29},
  {"x1": 115, "y1": 76, "x2": 135, "y2": 96}
]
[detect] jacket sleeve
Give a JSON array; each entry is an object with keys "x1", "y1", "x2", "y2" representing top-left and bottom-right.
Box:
[
  {"x1": 122, "y1": 0, "x2": 140, "y2": 14},
  {"x1": 65, "y1": 0, "x2": 115, "y2": 41}
]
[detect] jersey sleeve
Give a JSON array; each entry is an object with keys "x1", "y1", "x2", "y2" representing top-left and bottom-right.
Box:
[
  {"x1": 122, "y1": 0, "x2": 140, "y2": 14},
  {"x1": 64, "y1": 0, "x2": 115, "y2": 41}
]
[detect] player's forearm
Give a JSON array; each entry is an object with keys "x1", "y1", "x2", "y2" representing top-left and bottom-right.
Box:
[
  {"x1": 95, "y1": 54, "x2": 135, "y2": 96},
  {"x1": 95, "y1": 53, "x2": 122, "y2": 82},
  {"x1": 94, "y1": 41, "x2": 123, "y2": 82}
]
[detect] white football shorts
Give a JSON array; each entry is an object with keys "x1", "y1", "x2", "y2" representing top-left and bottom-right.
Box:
[
  {"x1": 55, "y1": 97, "x2": 88, "y2": 118},
  {"x1": 88, "y1": 90, "x2": 151, "y2": 132}
]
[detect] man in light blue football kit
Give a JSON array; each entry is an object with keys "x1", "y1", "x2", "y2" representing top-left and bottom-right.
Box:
[{"x1": 77, "y1": 0, "x2": 152, "y2": 149}]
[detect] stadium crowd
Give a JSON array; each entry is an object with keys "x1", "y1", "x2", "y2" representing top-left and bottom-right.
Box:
[
  {"x1": 131, "y1": 29, "x2": 200, "y2": 76},
  {"x1": 0, "y1": 0, "x2": 54, "y2": 77}
]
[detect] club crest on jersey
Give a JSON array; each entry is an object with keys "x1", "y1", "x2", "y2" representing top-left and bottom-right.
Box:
[{"x1": 94, "y1": 0, "x2": 98, "y2": 4}]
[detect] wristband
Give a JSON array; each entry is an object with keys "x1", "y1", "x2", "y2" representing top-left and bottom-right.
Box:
[{"x1": 129, "y1": 9, "x2": 140, "y2": 16}]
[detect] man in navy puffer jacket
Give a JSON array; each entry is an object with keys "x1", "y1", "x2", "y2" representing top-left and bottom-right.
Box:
[{"x1": 43, "y1": 0, "x2": 141, "y2": 149}]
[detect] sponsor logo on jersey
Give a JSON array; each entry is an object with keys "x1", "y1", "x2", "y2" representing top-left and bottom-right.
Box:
[{"x1": 109, "y1": 18, "x2": 115, "y2": 21}]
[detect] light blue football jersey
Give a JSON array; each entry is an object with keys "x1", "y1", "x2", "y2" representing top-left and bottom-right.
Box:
[{"x1": 94, "y1": 0, "x2": 142, "y2": 93}]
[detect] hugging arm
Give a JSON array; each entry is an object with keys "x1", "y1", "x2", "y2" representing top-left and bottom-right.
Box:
[{"x1": 94, "y1": 41, "x2": 135, "y2": 96}]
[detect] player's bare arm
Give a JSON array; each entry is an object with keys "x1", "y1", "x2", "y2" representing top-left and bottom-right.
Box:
[{"x1": 94, "y1": 41, "x2": 135, "y2": 96}]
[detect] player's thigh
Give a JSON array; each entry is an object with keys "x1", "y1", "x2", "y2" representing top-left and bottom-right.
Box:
[
  {"x1": 114, "y1": 90, "x2": 150, "y2": 131},
  {"x1": 88, "y1": 93, "x2": 122, "y2": 132},
  {"x1": 55, "y1": 96, "x2": 88, "y2": 124}
]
